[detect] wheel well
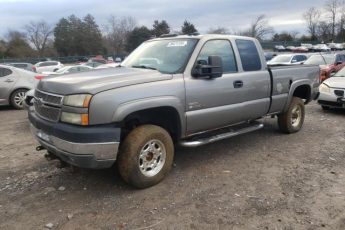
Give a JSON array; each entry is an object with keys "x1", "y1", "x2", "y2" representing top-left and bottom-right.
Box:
[
  {"x1": 121, "y1": 107, "x2": 182, "y2": 142},
  {"x1": 293, "y1": 85, "x2": 311, "y2": 102}
]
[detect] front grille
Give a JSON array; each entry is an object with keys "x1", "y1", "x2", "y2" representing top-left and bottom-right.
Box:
[
  {"x1": 334, "y1": 90, "x2": 344, "y2": 97},
  {"x1": 34, "y1": 90, "x2": 63, "y2": 122},
  {"x1": 34, "y1": 102, "x2": 61, "y2": 122},
  {"x1": 35, "y1": 90, "x2": 63, "y2": 105}
]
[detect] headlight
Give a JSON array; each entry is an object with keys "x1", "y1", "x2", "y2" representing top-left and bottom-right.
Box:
[
  {"x1": 63, "y1": 94, "x2": 92, "y2": 107},
  {"x1": 319, "y1": 83, "x2": 330, "y2": 93},
  {"x1": 61, "y1": 112, "x2": 89, "y2": 125}
]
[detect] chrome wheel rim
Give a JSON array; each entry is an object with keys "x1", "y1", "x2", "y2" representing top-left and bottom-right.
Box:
[
  {"x1": 14, "y1": 91, "x2": 26, "y2": 108},
  {"x1": 291, "y1": 105, "x2": 302, "y2": 128},
  {"x1": 139, "y1": 139, "x2": 166, "y2": 177}
]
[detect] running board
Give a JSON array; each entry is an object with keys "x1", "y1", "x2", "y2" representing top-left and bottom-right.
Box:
[{"x1": 179, "y1": 122, "x2": 264, "y2": 148}]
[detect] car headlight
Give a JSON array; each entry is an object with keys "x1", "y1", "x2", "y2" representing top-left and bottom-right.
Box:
[
  {"x1": 61, "y1": 112, "x2": 89, "y2": 126},
  {"x1": 63, "y1": 94, "x2": 92, "y2": 108},
  {"x1": 319, "y1": 83, "x2": 330, "y2": 93}
]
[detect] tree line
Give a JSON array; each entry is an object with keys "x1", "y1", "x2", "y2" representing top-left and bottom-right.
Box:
[
  {"x1": 303, "y1": 0, "x2": 345, "y2": 42},
  {"x1": 0, "y1": 15, "x2": 198, "y2": 59},
  {"x1": 1, "y1": 0, "x2": 345, "y2": 59}
]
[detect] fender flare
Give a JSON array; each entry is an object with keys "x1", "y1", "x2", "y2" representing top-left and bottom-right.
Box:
[
  {"x1": 112, "y1": 96, "x2": 186, "y2": 137},
  {"x1": 283, "y1": 79, "x2": 312, "y2": 112}
]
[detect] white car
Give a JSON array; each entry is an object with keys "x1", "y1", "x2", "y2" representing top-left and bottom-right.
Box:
[
  {"x1": 42, "y1": 65, "x2": 93, "y2": 75},
  {"x1": 95, "y1": 63, "x2": 120, "y2": 69},
  {"x1": 318, "y1": 67, "x2": 345, "y2": 110},
  {"x1": 267, "y1": 54, "x2": 308, "y2": 65},
  {"x1": 35, "y1": 61, "x2": 64, "y2": 73},
  {"x1": 0, "y1": 64, "x2": 38, "y2": 109},
  {"x1": 313, "y1": 44, "x2": 331, "y2": 52}
]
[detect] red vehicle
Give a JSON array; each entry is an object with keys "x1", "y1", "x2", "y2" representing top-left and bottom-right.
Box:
[{"x1": 304, "y1": 53, "x2": 345, "y2": 81}]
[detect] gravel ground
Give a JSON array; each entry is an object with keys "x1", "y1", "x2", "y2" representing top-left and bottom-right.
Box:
[{"x1": 0, "y1": 102, "x2": 345, "y2": 230}]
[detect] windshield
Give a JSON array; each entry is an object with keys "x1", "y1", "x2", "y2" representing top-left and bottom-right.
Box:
[
  {"x1": 269, "y1": 55, "x2": 292, "y2": 63},
  {"x1": 304, "y1": 55, "x2": 335, "y2": 65},
  {"x1": 55, "y1": 66, "x2": 69, "y2": 73},
  {"x1": 122, "y1": 39, "x2": 198, "y2": 74},
  {"x1": 334, "y1": 67, "x2": 345, "y2": 77}
]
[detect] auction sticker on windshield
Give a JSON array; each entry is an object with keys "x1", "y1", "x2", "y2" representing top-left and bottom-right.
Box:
[{"x1": 167, "y1": 41, "x2": 188, "y2": 47}]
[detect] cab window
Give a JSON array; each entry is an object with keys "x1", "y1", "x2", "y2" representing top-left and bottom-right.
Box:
[
  {"x1": 235, "y1": 39, "x2": 262, "y2": 71},
  {"x1": 196, "y1": 40, "x2": 237, "y2": 73}
]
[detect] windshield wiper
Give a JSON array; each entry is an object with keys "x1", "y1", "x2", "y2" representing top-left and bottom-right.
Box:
[{"x1": 131, "y1": 65, "x2": 157, "y2": 70}]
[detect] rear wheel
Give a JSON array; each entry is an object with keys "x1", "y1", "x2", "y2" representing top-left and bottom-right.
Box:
[
  {"x1": 117, "y1": 125, "x2": 174, "y2": 188},
  {"x1": 278, "y1": 97, "x2": 305, "y2": 134},
  {"x1": 10, "y1": 89, "x2": 28, "y2": 110}
]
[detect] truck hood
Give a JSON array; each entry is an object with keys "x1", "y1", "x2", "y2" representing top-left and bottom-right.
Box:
[{"x1": 37, "y1": 67, "x2": 172, "y2": 95}]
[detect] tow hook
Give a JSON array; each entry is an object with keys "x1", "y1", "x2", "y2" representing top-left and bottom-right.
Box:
[{"x1": 36, "y1": 146, "x2": 45, "y2": 151}]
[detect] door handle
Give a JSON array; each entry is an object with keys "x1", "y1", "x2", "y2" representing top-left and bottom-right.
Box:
[
  {"x1": 233, "y1": 80, "x2": 243, "y2": 88},
  {"x1": 5, "y1": 79, "x2": 14, "y2": 83}
]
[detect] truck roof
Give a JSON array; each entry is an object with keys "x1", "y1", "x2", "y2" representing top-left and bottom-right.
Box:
[{"x1": 150, "y1": 34, "x2": 257, "y2": 42}]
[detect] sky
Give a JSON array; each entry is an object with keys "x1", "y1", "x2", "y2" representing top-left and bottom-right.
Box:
[{"x1": 0, "y1": 0, "x2": 329, "y2": 38}]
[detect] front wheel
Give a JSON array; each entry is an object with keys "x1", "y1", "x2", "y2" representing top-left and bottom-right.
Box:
[
  {"x1": 278, "y1": 97, "x2": 305, "y2": 134},
  {"x1": 10, "y1": 89, "x2": 28, "y2": 110},
  {"x1": 117, "y1": 125, "x2": 174, "y2": 189}
]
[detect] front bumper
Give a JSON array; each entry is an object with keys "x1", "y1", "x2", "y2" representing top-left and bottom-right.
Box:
[
  {"x1": 318, "y1": 91, "x2": 345, "y2": 108},
  {"x1": 29, "y1": 109, "x2": 121, "y2": 169}
]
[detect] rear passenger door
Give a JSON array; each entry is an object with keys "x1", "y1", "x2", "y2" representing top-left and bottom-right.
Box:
[
  {"x1": 0, "y1": 67, "x2": 18, "y2": 102},
  {"x1": 184, "y1": 39, "x2": 270, "y2": 135}
]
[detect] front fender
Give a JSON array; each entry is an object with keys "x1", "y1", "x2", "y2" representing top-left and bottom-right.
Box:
[{"x1": 112, "y1": 96, "x2": 186, "y2": 136}]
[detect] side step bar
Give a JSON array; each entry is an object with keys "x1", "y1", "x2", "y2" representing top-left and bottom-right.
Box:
[{"x1": 179, "y1": 122, "x2": 264, "y2": 148}]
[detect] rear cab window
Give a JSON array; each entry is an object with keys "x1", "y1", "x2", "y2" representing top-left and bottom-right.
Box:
[{"x1": 235, "y1": 39, "x2": 262, "y2": 71}]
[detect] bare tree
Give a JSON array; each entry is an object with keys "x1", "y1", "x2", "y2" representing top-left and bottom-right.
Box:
[
  {"x1": 317, "y1": 21, "x2": 332, "y2": 42},
  {"x1": 325, "y1": 0, "x2": 341, "y2": 41},
  {"x1": 290, "y1": 30, "x2": 300, "y2": 41},
  {"x1": 207, "y1": 27, "x2": 230, "y2": 34},
  {"x1": 24, "y1": 20, "x2": 53, "y2": 55},
  {"x1": 242, "y1": 15, "x2": 274, "y2": 40},
  {"x1": 104, "y1": 16, "x2": 137, "y2": 54},
  {"x1": 303, "y1": 7, "x2": 321, "y2": 40}
]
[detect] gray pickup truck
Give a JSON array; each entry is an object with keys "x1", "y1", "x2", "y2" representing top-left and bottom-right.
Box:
[{"x1": 29, "y1": 35, "x2": 319, "y2": 188}]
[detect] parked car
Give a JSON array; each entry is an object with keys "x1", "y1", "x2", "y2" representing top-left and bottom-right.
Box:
[
  {"x1": 318, "y1": 66, "x2": 345, "y2": 110},
  {"x1": 304, "y1": 54, "x2": 345, "y2": 81},
  {"x1": 274, "y1": 45, "x2": 286, "y2": 52},
  {"x1": 327, "y1": 43, "x2": 344, "y2": 51},
  {"x1": 82, "y1": 62, "x2": 103, "y2": 68},
  {"x1": 95, "y1": 63, "x2": 120, "y2": 69},
  {"x1": 293, "y1": 46, "x2": 309, "y2": 53},
  {"x1": 42, "y1": 65, "x2": 93, "y2": 75},
  {"x1": 35, "y1": 61, "x2": 64, "y2": 73},
  {"x1": 88, "y1": 55, "x2": 107, "y2": 64},
  {"x1": 29, "y1": 34, "x2": 319, "y2": 188},
  {"x1": 312, "y1": 44, "x2": 331, "y2": 52},
  {"x1": 267, "y1": 54, "x2": 308, "y2": 65},
  {"x1": 0, "y1": 65, "x2": 38, "y2": 109},
  {"x1": 5, "y1": 63, "x2": 37, "y2": 72},
  {"x1": 285, "y1": 46, "x2": 296, "y2": 52},
  {"x1": 264, "y1": 52, "x2": 277, "y2": 61}
]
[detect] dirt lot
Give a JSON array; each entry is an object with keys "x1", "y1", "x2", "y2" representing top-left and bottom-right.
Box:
[{"x1": 0, "y1": 102, "x2": 345, "y2": 230}]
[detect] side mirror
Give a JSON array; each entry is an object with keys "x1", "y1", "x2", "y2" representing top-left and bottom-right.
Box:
[
  {"x1": 336, "y1": 61, "x2": 342, "y2": 65},
  {"x1": 291, "y1": 59, "x2": 297, "y2": 63},
  {"x1": 192, "y1": 56, "x2": 223, "y2": 78}
]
